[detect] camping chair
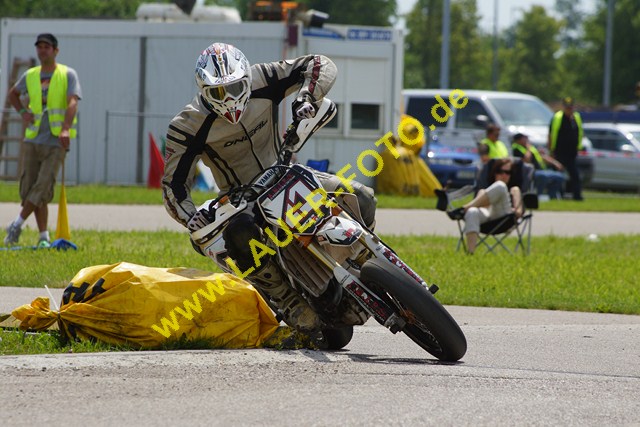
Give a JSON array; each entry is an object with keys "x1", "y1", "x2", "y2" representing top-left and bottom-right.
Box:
[
  {"x1": 305, "y1": 158, "x2": 330, "y2": 173},
  {"x1": 435, "y1": 158, "x2": 539, "y2": 255}
]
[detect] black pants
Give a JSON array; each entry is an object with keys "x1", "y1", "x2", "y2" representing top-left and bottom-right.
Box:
[{"x1": 557, "y1": 156, "x2": 582, "y2": 200}]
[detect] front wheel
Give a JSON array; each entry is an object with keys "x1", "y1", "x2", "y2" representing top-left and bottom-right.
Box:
[
  {"x1": 360, "y1": 258, "x2": 467, "y2": 361},
  {"x1": 317, "y1": 326, "x2": 353, "y2": 350}
]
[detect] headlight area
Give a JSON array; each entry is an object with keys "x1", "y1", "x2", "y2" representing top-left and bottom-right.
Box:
[{"x1": 427, "y1": 156, "x2": 455, "y2": 166}]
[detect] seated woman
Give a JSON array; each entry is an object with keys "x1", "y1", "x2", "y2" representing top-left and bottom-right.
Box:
[{"x1": 460, "y1": 158, "x2": 523, "y2": 254}]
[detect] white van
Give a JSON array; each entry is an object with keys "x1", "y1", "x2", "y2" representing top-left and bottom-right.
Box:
[{"x1": 402, "y1": 89, "x2": 594, "y2": 184}]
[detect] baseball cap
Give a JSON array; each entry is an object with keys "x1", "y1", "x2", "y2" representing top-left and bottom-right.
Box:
[
  {"x1": 35, "y1": 33, "x2": 58, "y2": 48},
  {"x1": 562, "y1": 97, "x2": 574, "y2": 107}
]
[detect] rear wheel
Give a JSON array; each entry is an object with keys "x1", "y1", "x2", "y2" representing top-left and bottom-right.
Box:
[{"x1": 360, "y1": 258, "x2": 467, "y2": 361}]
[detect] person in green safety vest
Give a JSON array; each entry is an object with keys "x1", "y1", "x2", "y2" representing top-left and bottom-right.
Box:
[
  {"x1": 4, "y1": 33, "x2": 82, "y2": 248},
  {"x1": 548, "y1": 97, "x2": 584, "y2": 201},
  {"x1": 478, "y1": 123, "x2": 509, "y2": 164},
  {"x1": 512, "y1": 133, "x2": 566, "y2": 200}
]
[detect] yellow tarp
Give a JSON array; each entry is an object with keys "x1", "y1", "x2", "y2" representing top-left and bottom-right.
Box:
[
  {"x1": 11, "y1": 262, "x2": 282, "y2": 349},
  {"x1": 377, "y1": 145, "x2": 442, "y2": 197}
]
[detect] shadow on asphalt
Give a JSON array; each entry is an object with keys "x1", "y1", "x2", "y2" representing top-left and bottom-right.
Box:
[
  {"x1": 345, "y1": 353, "x2": 462, "y2": 366},
  {"x1": 294, "y1": 348, "x2": 462, "y2": 366}
]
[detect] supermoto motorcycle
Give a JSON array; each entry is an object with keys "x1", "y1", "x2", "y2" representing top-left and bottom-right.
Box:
[{"x1": 190, "y1": 99, "x2": 467, "y2": 361}]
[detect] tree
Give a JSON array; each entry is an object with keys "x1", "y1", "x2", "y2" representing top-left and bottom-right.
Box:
[
  {"x1": 577, "y1": 0, "x2": 640, "y2": 105},
  {"x1": 0, "y1": 0, "x2": 237, "y2": 19},
  {"x1": 0, "y1": 0, "x2": 149, "y2": 19},
  {"x1": 404, "y1": 0, "x2": 442, "y2": 88},
  {"x1": 498, "y1": 6, "x2": 561, "y2": 101},
  {"x1": 298, "y1": 0, "x2": 397, "y2": 26},
  {"x1": 555, "y1": 0, "x2": 585, "y2": 49},
  {"x1": 403, "y1": 0, "x2": 488, "y2": 89},
  {"x1": 447, "y1": 0, "x2": 490, "y2": 89}
]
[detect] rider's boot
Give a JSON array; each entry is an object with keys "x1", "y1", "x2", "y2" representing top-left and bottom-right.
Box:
[{"x1": 251, "y1": 262, "x2": 321, "y2": 333}]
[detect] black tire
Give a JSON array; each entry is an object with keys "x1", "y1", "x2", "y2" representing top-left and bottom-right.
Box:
[
  {"x1": 317, "y1": 326, "x2": 353, "y2": 350},
  {"x1": 360, "y1": 258, "x2": 467, "y2": 361}
]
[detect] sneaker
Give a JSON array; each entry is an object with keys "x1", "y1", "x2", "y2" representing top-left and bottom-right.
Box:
[
  {"x1": 4, "y1": 222, "x2": 22, "y2": 246},
  {"x1": 447, "y1": 207, "x2": 466, "y2": 220},
  {"x1": 37, "y1": 239, "x2": 51, "y2": 249}
]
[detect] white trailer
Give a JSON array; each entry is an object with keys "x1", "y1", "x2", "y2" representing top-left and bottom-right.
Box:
[{"x1": 0, "y1": 18, "x2": 403, "y2": 187}]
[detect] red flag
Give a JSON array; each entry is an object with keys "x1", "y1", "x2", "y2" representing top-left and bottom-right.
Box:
[{"x1": 147, "y1": 133, "x2": 165, "y2": 189}]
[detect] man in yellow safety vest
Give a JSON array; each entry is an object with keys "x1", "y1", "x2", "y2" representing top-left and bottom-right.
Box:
[
  {"x1": 5, "y1": 33, "x2": 82, "y2": 247},
  {"x1": 478, "y1": 123, "x2": 509, "y2": 164},
  {"x1": 548, "y1": 97, "x2": 583, "y2": 201},
  {"x1": 512, "y1": 133, "x2": 565, "y2": 199}
]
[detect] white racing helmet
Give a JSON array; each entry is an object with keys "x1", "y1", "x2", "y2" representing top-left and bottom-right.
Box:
[{"x1": 195, "y1": 43, "x2": 252, "y2": 124}]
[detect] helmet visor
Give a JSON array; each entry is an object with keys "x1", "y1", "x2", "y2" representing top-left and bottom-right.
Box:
[{"x1": 204, "y1": 78, "x2": 249, "y2": 101}]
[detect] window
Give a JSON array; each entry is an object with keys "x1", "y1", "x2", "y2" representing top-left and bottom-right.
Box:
[
  {"x1": 488, "y1": 98, "x2": 553, "y2": 126},
  {"x1": 406, "y1": 96, "x2": 448, "y2": 129},
  {"x1": 324, "y1": 103, "x2": 341, "y2": 129},
  {"x1": 351, "y1": 104, "x2": 380, "y2": 130},
  {"x1": 586, "y1": 130, "x2": 628, "y2": 152},
  {"x1": 455, "y1": 100, "x2": 489, "y2": 129}
]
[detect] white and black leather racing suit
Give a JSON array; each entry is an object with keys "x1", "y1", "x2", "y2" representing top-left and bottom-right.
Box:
[{"x1": 162, "y1": 54, "x2": 376, "y2": 269}]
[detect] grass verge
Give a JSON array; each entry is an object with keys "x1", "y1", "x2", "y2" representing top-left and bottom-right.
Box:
[
  {"x1": 2, "y1": 229, "x2": 638, "y2": 315},
  {"x1": 2, "y1": 230, "x2": 637, "y2": 355},
  {"x1": 1, "y1": 182, "x2": 639, "y2": 211},
  {"x1": 0, "y1": 329, "x2": 226, "y2": 356}
]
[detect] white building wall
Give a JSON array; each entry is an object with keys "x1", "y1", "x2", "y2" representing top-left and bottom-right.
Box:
[{"x1": 1, "y1": 19, "x2": 403, "y2": 187}]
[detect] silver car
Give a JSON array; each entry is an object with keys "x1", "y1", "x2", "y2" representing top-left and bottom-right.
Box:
[{"x1": 583, "y1": 122, "x2": 640, "y2": 191}]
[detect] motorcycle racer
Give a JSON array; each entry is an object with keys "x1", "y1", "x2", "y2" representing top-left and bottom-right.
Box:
[{"x1": 162, "y1": 43, "x2": 377, "y2": 332}]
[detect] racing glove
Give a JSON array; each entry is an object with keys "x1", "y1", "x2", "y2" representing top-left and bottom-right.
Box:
[
  {"x1": 187, "y1": 209, "x2": 213, "y2": 232},
  {"x1": 187, "y1": 208, "x2": 216, "y2": 256},
  {"x1": 292, "y1": 94, "x2": 317, "y2": 120}
]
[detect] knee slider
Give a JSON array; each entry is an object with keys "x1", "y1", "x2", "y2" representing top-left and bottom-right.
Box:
[{"x1": 351, "y1": 183, "x2": 377, "y2": 228}]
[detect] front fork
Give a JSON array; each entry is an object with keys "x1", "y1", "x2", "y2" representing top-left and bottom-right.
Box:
[
  {"x1": 299, "y1": 208, "x2": 440, "y2": 333},
  {"x1": 295, "y1": 234, "x2": 398, "y2": 330}
]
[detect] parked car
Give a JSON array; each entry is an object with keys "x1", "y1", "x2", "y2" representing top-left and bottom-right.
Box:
[
  {"x1": 582, "y1": 122, "x2": 640, "y2": 191},
  {"x1": 402, "y1": 89, "x2": 594, "y2": 185},
  {"x1": 420, "y1": 135, "x2": 480, "y2": 188}
]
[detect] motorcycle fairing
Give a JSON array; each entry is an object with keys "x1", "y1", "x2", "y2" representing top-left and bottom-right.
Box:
[
  {"x1": 258, "y1": 164, "x2": 331, "y2": 236},
  {"x1": 316, "y1": 216, "x2": 363, "y2": 247}
]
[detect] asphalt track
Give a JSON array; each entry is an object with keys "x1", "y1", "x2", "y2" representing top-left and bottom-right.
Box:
[
  {"x1": 1, "y1": 291, "x2": 638, "y2": 426},
  {"x1": 2, "y1": 202, "x2": 640, "y2": 236},
  {"x1": 1, "y1": 203, "x2": 639, "y2": 425}
]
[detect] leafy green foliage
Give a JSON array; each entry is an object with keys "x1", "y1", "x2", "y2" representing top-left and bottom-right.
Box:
[
  {"x1": 299, "y1": 0, "x2": 397, "y2": 26},
  {"x1": 403, "y1": 0, "x2": 640, "y2": 105},
  {"x1": 448, "y1": 0, "x2": 490, "y2": 89},
  {"x1": 404, "y1": 0, "x2": 495, "y2": 90},
  {"x1": 555, "y1": 0, "x2": 586, "y2": 49},
  {"x1": 404, "y1": 0, "x2": 443, "y2": 89},
  {"x1": 498, "y1": 6, "x2": 561, "y2": 101},
  {"x1": 0, "y1": 0, "x2": 154, "y2": 19},
  {"x1": 578, "y1": 0, "x2": 640, "y2": 105}
]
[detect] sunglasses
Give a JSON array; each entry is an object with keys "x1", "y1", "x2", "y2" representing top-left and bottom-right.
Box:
[{"x1": 497, "y1": 169, "x2": 512, "y2": 175}]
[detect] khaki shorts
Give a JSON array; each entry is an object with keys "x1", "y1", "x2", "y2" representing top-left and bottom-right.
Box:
[{"x1": 19, "y1": 142, "x2": 65, "y2": 207}]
